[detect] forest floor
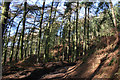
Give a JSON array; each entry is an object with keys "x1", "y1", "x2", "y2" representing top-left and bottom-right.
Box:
[{"x1": 2, "y1": 36, "x2": 120, "y2": 80}]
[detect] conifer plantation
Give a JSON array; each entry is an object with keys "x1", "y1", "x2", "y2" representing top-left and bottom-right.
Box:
[{"x1": 1, "y1": 0, "x2": 120, "y2": 79}]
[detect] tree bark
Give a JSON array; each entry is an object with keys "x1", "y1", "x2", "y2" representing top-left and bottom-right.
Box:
[
  {"x1": 20, "y1": 0, "x2": 27, "y2": 60},
  {"x1": 38, "y1": 0, "x2": 45, "y2": 60},
  {"x1": 83, "y1": 4, "x2": 87, "y2": 55},
  {"x1": 109, "y1": 1, "x2": 117, "y2": 29},
  {"x1": 9, "y1": 19, "x2": 23, "y2": 62},
  {"x1": 1, "y1": 2, "x2": 10, "y2": 37},
  {"x1": 44, "y1": 0, "x2": 54, "y2": 62},
  {"x1": 15, "y1": 34, "x2": 21, "y2": 62},
  {"x1": 75, "y1": 2, "x2": 79, "y2": 58},
  {"x1": 87, "y1": 7, "x2": 90, "y2": 50}
]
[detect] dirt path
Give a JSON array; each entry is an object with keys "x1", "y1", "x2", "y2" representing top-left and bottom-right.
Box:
[
  {"x1": 63, "y1": 53, "x2": 108, "y2": 78},
  {"x1": 41, "y1": 50, "x2": 119, "y2": 80},
  {"x1": 40, "y1": 52, "x2": 108, "y2": 79},
  {"x1": 3, "y1": 50, "x2": 119, "y2": 80},
  {"x1": 2, "y1": 51, "x2": 119, "y2": 80}
]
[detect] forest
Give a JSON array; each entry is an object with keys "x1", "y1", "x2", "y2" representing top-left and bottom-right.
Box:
[{"x1": 1, "y1": 0, "x2": 120, "y2": 80}]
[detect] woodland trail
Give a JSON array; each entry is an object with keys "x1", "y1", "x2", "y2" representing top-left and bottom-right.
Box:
[
  {"x1": 2, "y1": 47, "x2": 120, "y2": 80},
  {"x1": 2, "y1": 36, "x2": 120, "y2": 80},
  {"x1": 41, "y1": 44, "x2": 120, "y2": 79},
  {"x1": 41, "y1": 52, "x2": 108, "y2": 79}
]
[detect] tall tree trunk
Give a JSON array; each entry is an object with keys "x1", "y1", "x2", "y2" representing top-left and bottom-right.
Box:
[
  {"x1": 20, "y1": 0, "x2": 27, "y2": 60},
  {"x1": 30, "y1": 15, "x2": 36, "y2": 56},
  {"x1": 1, "y1": 2, "x2": 10, "y2": 65},
  {"x1": 3, "y1": 27, "x2": 11, "y2": 65},
  {"x1": 109, "y1": 1, "x2": 117, "y2": 30},
  {"x1": 51, "y1": 2, "x2": 59, "y2": 31},
  {"x1": 24, "y1": 29, "x2": 31, "y2": 58},
  {"x1": 64, "y1": 2, "x2": 72, "y2": 62},
  {"x1": 83, "y1": 4, "x2": 87, "y2": 55},
  {"x1": 30, "y1": 30, "x2": 34, "y2": 56},
  {"x1": 1, "y1": 2, "x2": 10, "y2": 37},
  {"x1": 72, "y1": 20, "x2": 75, "y2": 62},
  {"x1": 68, "y1": 14, "x2": 71, "y2": 61},
  {"x1": 75, "y1": 2, "x2": 79, "y2": 59},
  {"x1": 109, "y1": 1, "x2": 119, "y2": 47},
  {"x1": 15, "y1": 34, "x2": 21, "y2": 62},
  {"x1": 87, "y1": 7, "x2": 89, "y2": 50},
  {"x1": 44, "y1": 0, "x2": 54, "y2": 62},
  {"x1": 38, "y1": 0, "x2": 45, "y2": 61},
  {"x1": 51, "y1": 2, "x2": 59, "y2": 58},
  {"x1": 9, "y1": 19, "x2": 23, "y2": 62},
  {"x1": 62, "y1": 20, "x2": 65, "y2": 61},
  {"x1": 54, "y1": 3, "x2": 60, "y2": 60},
  {"x1": 109, "y1": 1, "x2": 119, "y2": 46}
]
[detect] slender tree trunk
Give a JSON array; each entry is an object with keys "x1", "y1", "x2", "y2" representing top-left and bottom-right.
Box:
[
  {"x1": 65, "y1": 2, "x2": 72, "y2": 62},
  {"x1": 30, "y1": 16, "x2": 36, "y2": 56},
  {"x1": 1, "y1": 2, "x2": 10, "y2": 65},
  {"x1": 44, "y1": 0, "x2": 54, "y2": 62},
  {"x1": 62, "y1": 20, "x2": 65, "y2": 61},
  {"x1": 38, "y1": 0, "x2": 45, "y2": 61},
  {"x1": 87, "y1": 7, "x2": 89, "y2": 50},
  {"x1": 9, "y1": 19, "x2": 23, "y2": 62},
  {"x1": 109, "y1": 1, "x2": 117, "y2": 30},
  {"x1": 71, "y1": 16, "x2": 76, "y2": 61},
  {"x1": 1, "y1": 2, "x2": 10, "y2": 37},
  {"x1": 108, "y1": 10, "x2": 115, "y2": 28},
  {"x1": 52, "y1": 2, "x2": 59, "y2": 58},
  {"x1": 24, "y1": 40, "x2": 28, "y2": 58},
  {"x1": 75, "y1": 2, "x2": 79, "y2": 58},
  {"x1": 15, "y1": 34, "x2": 21, "y2": 62},
  {"x1": 109, "y1": 1, "x2": 119, "y2": 47},
  {"x1": 68, "y1": 15, "x2": 71, "y2": 61},
  {"x1": 3, "y1": 27, "x2": 11, "y2": 65},
  {"x1": 24, "y1": 29, "x2": 31, "y2": 58},
  {"x1": 51, "y1": 2, "x2": 59, "y2": 30},
  {"x1": 30, "y1": 31, "x2": 34, "y2": 56},
  {"x1": 83, "y1": 4, "x2": 87, "y2": 55},
  {"x1": 72, "y1": 31, "x2": 75, "y2": 62},
  {"x1": 20, "y1": 0, "x2": 27, "y2": 60},
  {"x1": 3, "y1": 8, "x2": 12, "y2": 64}
]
